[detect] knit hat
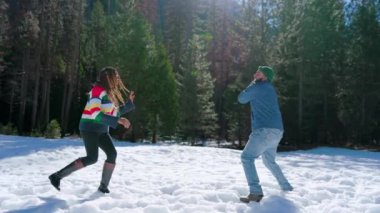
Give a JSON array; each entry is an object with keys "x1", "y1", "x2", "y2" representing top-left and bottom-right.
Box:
[{"x1": 258, "y1": 66, "x2": 274, "y2": 82}]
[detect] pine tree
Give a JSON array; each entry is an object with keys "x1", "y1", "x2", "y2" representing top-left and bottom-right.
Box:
[
  {"x1": 0, "y1": 0, "x2": 9, "y2": 73},
  {"x1": 273, "y1": 0, "x2": 305, "y2": 146},
  {"x1": 178, "y1": 62, "x2": 199, "y2": 142},
  {"x1": 223, "y1": 79, "x2": 251, "y2": 148},
  {"x1": 110, "y1": 12, "x2": 152, "y2": 140},
  {"x1": 0, "y1": 0, "x2": 11, "y2": 123},
  {"x1": 60, "y1": 0, "x2": 84, "y2": 134},
  {"x1": 178, "y1": 34, "x2": 218, "y2": 142},
  {"x1": 146, "y1": 43, "x2": 178, "y2": 142},
  {"x1": 108, "y1": 11, "x2": 179, "y2": 142},
  {"x1": 337, "y1": 1, "x2": 380, "y2": 145},
  {"x1": 192, "y1": 34, "x2": 218, "y2": 140},
  {"x1": 206, "y1": 0, "x2": 243, "y2": 139},
  {"x1": 176, "y1": 3, "x2": 219, "y2": 143},
  {"x1": 164, "y1": 0, "x2": 195, "y2": 74},
  {"x1": 274, "y1": 0, "x2": 345, "y2": 146},
  {"x1": 81, "y1": 0, "x2": 109, "y2": 72}
]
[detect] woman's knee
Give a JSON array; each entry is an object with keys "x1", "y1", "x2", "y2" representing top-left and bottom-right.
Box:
[
  {"x1": 81, "y1": 156, "x2": 98, "y2": 166},
  {"x1": 107, "y1": 150, "x2": 117, "y2": 163}
]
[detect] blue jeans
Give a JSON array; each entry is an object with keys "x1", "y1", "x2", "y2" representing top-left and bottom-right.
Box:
[{"x1": 241, "y1": 128, "x2": 292, "y2": 195}]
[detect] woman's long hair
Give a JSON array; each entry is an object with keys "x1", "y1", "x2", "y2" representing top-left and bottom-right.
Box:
[{"x1": 97, "y1": 67, "x2": 129, "y2": 106}]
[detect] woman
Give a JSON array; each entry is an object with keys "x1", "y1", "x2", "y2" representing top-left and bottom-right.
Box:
[{"x1": 49, "y1": 67, "x2": 135, "y2": 193}]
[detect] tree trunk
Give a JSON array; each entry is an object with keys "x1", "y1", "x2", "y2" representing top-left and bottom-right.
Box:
[
  {"x1": 30, "y1": 0, "x2": 46, "y2": 130},
  {"x1": 360, "y1": 96, "x2": 366, "y2": 143},
  {"x1": 45, "y1": 76, "x2": 51, "y2": 127},
  {"x1": 61, "y1": 62, "x2": 75, "y2": 135},
  {"x1": 152, "y1": 129, "x2": 157, "y2": 143},
  {"x1": 61, "y1": 76, "x2": 69, "y2": 132},
  {"x1": 323, "y1": 90, "x2": 328, "y2": 144},
  {"x1": 31, "y1": 71, "x2": 40, "y2": 129},
  {"x1": 9, "y1": 82, "x2": 15, "y2": 122},
  {"x1": 38, "y1": 72, "x2": 49, "y2": 128},
  {"x1": 61, "y1": 0, "x2": 83, "y2": 134},
  {"x1": 63, "y1": 81, "x2": 74, "y2": 133},
  {"x1": 297, "y1": 62, "x2": 304, "y2": 146},
  {"x1": 40, "y1": 30, "x2": 53, "y2": 129},
  {"x1": 18, "y1": 48, "x2": 30, "y2": 132}
]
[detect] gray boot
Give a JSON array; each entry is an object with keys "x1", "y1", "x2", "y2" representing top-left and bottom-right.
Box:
[
  {"x1": 240, "y1": 193, "x2": 264, "y2": 203},
  {"x1": 98, "y1": 162, "x2": 115, "y2": 193},
  {"x1": 49, "y1": 159, "x2": 84, "y2": 191}
]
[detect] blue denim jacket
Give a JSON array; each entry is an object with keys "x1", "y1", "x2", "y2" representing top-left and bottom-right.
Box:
[{"x1": 238, "y1": 81, "x2": 283, "y2": 131}]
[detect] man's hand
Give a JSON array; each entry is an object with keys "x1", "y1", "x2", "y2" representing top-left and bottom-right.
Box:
[
  {"x1": 118, "y1": 117, "x2": 131, "y2": 129},
  {"x1": 129, "y1": 91, "x2": 135, "y2": 103}
]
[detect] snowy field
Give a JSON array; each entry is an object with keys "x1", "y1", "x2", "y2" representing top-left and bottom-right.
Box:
[{"x1": 0, "y1": 135, "x2": 379, "y2": 213}]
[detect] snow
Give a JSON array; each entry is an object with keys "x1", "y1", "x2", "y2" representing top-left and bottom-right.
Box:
[{"x1": 0, "y1": 135, "x2": 379, "y2": 213}]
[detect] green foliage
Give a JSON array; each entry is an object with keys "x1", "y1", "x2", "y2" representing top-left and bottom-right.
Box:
[
  {"x1": 93, "y1": 11, "x2": 179, "y2": 141},
  {"x1": 178, "y1": 33, "x2": 218, "y2": 141},
  {"x1": 178, "y1": 65, "x2": 199, "y2": 140},
  {"x1": 81, "y1": 0, "x2": 109, "y2": 68},
  {"x1": 223, "y1": 82, "x2": 250, "y2": 146},
  {"x1": 45, "y1": 120, "x2": 62, "y2": 139},
  {"x1": 194, "y1": 57, "x2": 218, "y2": 139},
  {"x1": 0, "y1": 123, "x2": 18, "y2": 135},
  {"x1": 31, "y1": 129, "x2": 43, "y2": 137},
  {"x1": 149, "y1": 44, "x2": 179, "y2": 137},
  {"x1": 0, "y1": 0, "x2": 9, "y2": 71},
  {"x1": 336, "y1": 1, "x2": 380, "y2": 144},
  {"x1": 273, "y1": 0, "x2": 346, "y2": 145},
  {"x1": 114, "y1": 13, "x2": 153, "y2": 140},
  {"x1": 2, "y1": 0, "x2": 380, "y2": 147}
]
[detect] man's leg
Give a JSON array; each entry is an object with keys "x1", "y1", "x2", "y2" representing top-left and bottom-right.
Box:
[
  {"x1": 241, "y1": 129, "x2": 267, "y2": 196},
  {"x1": 262, "y1": 129, "x2": 293, "y2": 191}
]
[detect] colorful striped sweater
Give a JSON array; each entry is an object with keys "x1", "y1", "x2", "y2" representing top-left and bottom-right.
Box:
[{"x1": 79, "y1": 84, "x2": 135, "y2": 133}]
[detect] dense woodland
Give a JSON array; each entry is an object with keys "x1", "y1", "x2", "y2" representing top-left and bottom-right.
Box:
[{"x1": 0, "y1": 0, "x2": 379, "y2": 149}]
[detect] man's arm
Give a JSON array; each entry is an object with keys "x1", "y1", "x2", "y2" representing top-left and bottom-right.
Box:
[{"x1": 238, "y1": 82, "x2": 256, "y2": 104}]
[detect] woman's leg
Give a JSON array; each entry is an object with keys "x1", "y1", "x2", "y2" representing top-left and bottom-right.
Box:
[
  {"x1": 48, "y1": 131, "x2": 99, "y2": 191},
  {"x1": 98, "y1": 133, "x2": 117, "y2": 163},
  {"x1": 97, "y1": 133, "x2": 117, "y2": 193},
  {"x1": 80, "y1": 131, "x2": 100, "y2": 166}
]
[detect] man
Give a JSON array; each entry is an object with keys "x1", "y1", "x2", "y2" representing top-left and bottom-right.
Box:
[{"x1": 238, "y1": 66, "x2": 293, "y2": 203}]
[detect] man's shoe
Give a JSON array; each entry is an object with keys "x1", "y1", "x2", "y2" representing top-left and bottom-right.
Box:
[{"x1": 240, "y1": 194, "x2": 264, "y2": 203}]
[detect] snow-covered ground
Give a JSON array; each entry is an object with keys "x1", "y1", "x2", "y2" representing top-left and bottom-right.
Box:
[{"x1": 0, "y1": 135, "x2": 379, "y2": 213}]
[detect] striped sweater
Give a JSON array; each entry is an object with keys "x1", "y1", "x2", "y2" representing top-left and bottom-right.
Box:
[{"x1": 79, "y1": 84, "x2": 135, "y2": 133}]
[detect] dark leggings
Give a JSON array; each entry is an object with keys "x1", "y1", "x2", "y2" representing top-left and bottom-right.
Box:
[{"x1": 79, "y1": 131, "x2": 117, "y2": 166}]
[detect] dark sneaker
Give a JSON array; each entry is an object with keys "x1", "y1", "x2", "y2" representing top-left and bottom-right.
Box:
[
  {"x1": 98, "y1": 184, "x2": 110, "y2": 193},
  {"x1": 49, "y1": 174, "x2": 61, "y2": 191},
  {"x1": 240, "y1": 194, "x2": 264, "y2": 203}
]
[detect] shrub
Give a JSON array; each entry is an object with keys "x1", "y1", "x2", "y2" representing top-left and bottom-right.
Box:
[
  {"x1": 31, "y1": 129, "x2": 43, "y2": 137},
  {"x1": 45, "y1": 119, "x2": 61, "y2": 139},
  {"x1": 0, "y1": 123, "x2": 18, "y2": 135}
]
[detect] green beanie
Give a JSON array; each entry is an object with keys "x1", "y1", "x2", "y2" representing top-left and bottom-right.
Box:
[{"x1": 258, "y1": 66, "x2": 274, "y2": 82}]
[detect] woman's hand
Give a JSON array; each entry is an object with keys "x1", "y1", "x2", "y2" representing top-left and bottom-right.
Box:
[
  {"x1": 129, "y1": 91, "x2": 135, "y2": 103},
  {"x1": 117, "y1": 117, "x2": 131, "y2": 129}
]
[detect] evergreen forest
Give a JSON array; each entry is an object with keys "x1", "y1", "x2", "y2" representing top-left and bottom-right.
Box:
[{"x1": 1, "y1": 0, "x2": 380, "y2": 150}]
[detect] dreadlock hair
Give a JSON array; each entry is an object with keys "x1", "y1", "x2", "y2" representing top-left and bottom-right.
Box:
[{"x1": 97, "y1": 67, "x2": 130, "y2": 107}]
